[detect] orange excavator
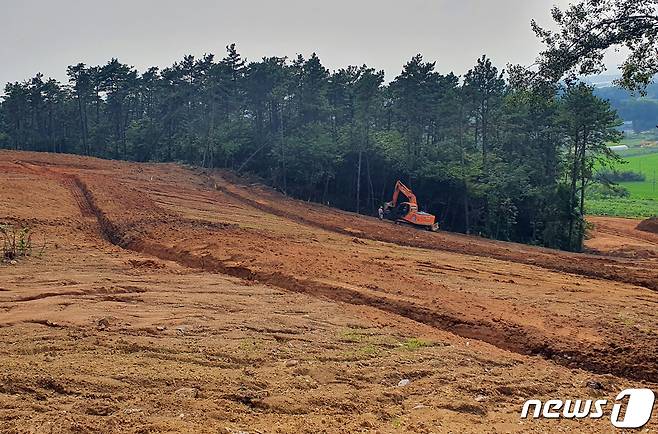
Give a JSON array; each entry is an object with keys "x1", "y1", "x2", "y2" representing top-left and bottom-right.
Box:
[{"x1": 383, "y1": 180, "x2": 438, "y2": 231}]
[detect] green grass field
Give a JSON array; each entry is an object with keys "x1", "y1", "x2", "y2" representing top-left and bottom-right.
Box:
[
  {"x1": 586, "y1": 198, "x2": 658, "y2": 218},
  {"x1": 611, "y1": 152, "x2": 658, "y2": 198},
  {"x1": 586, "y1": 137, "x2": 658, "y2": 218}
]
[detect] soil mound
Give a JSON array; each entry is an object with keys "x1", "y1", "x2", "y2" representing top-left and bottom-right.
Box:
[{"x1": 637, "y1": 217, "x2": 658, "y2": 234}]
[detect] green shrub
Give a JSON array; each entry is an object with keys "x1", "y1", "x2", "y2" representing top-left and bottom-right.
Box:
[
  {"x1": 587, "y1": 183, "x2": 630, "y2": 199},
  {"x1": 1, "y1": 225, "x2": 33, "y2": 261},
  {"x1": 594, "y1": 170, "x2": 646, "y2": 183}
]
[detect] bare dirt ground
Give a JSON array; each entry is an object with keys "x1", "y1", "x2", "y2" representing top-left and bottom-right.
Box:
[
  {"x1": 638, "y1": 217, "x2": 658, "y2": 235},
  {"x1": 1, "y1": 150, "x2": 657, "y2": 433},
  {"x1": 586, "y1": 216, "x2": 658, "y2": 259}
]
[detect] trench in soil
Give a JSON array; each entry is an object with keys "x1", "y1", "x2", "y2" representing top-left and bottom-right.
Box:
[
  {"x1": 56, "y1": 173, "x2": 658, "y2": 384},
  {"x1": 212, "y1": 176, "x2": 658, "y2": 293}
]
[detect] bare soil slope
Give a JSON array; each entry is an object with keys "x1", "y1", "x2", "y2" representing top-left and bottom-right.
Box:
[
  {"x1": 586, "y1": 216, "x2": 658, "y2": 258},
  {"x1": 1, "y1": 150, "x2": 657, "y2": 433},
  {"x1": 638, "y1": 216, "x2": 658, "y2": 235}
]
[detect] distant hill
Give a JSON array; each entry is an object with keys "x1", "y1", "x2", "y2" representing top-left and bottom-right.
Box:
[{"x1": 584, "y1": 74, "x2": 658, "y2": 133}]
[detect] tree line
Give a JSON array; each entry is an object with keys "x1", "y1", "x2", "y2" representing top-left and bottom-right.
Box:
[{"x1": 0, "y1": 44, "x2": 621, "y2": 251}]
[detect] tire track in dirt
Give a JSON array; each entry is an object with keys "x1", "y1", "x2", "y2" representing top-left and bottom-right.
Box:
[
  {"x1": 13, "y1": 291, "x2": 87, "y2": 302},
  {"x1": 66, "y1": 173, "x2": 658, "y2": 383},
  {"x1": 210, "y1": 174, "x2": 658, "y2": 293},
  {"x1": 59, "y1": 175, "x2": 94, "y2": 217},
  {"x1": 11, "y1": 285, "x2": 147, "y2": 303}
]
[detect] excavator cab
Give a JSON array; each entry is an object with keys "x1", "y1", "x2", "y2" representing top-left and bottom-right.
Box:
[{"x1": 383, "y1": 181, "x2": 438, "y2": 231}]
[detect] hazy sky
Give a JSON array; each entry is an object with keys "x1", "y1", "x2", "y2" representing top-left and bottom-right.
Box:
[{"x1": 1, "y1": 0, "x2": 624, "y2": 87}]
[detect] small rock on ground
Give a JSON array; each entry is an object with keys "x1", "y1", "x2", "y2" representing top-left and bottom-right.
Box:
[{"x1": 174, "y1": 387, "x2": 199, "y2": 399}]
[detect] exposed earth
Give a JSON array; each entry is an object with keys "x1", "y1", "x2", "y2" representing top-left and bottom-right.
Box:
[
  {"x1": 1, "y1": 150, "x2": 657, "y2": 433},
  {"x1": 586, "y1": 216, "x2": 658, "y2": 259},
  {"x1": 637, "y1": 217, "x2": 658, "y2": 235}
]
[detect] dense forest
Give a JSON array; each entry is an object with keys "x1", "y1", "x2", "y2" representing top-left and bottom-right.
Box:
[{"x1": 0, "y1": 45, "x2": 622, "y2": 251}]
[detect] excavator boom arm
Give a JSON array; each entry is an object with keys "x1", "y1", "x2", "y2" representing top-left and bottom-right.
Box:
[{"x1": 390, "y1": 180, "x2": 417, "y2": 207}]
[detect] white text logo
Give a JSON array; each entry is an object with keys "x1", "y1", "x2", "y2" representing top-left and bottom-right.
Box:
[{"x1": 521, "y1": 388, "x2": 655, "y2": 428}]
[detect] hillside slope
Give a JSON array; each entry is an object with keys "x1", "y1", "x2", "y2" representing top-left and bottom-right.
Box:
[{"x1": 1, "y1": 150, "x2": 657, "y2": 433}]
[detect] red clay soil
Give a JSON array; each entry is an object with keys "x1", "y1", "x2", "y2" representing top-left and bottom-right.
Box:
[
  {"x1": 1, "y1": 150, "x2": 657, "y2": 433},
  {"x1": 213, "y1": 171, "x2": 658, "y2": 293},
  {"x1": 586, "y1": 216, "x2": 658, "y2": 259}
]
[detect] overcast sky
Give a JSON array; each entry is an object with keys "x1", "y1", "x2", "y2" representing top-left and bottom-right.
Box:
[{"x1": 1, "y1": 0, "x2": 624, "y2": 87}]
